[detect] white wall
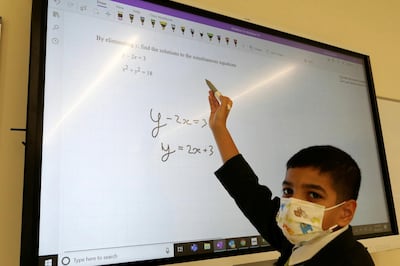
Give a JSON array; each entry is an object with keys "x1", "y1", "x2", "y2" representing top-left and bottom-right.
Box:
[{"x1": 0, "y1": 1, "x2": 399, "y2": 265}]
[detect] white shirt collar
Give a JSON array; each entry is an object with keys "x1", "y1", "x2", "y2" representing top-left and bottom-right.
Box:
[{"x1": 288, "y1": 225, "x2": 349, "y2": 265}]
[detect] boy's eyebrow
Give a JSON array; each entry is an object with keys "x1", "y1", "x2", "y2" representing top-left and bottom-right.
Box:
[
  {"x1": 302, "y1": 184, "x2": 327, "y2": 195},
  {"x1": 282, "y1": 180, "x2": 328, "y2": 194},
  {"x1": 282, "y1": 180, "x2": 291, "y2": 186}
]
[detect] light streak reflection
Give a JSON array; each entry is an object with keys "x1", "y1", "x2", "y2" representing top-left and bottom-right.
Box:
[
  {"x1": 230, "y1": 65, "x2": 296, "y2": 102},
  {"x1": 43, "y1": 37, "x2": 138, "y2": 145}
]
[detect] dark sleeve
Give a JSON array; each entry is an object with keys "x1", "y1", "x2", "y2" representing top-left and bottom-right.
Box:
[
  {"x1": 215, "y1": 154, "x2": 291, "y2": 252},
  {"x1": 347, "y1": 243, "x2": 375, "y2": 266}
]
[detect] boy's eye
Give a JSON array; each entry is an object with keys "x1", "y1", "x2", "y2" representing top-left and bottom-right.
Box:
[
  {"x1": 282, "y1": 187, "x2": 293, "y2": 197},
  {"x1": 309, "y1": 192, "x2": 322, "y2": 199}
]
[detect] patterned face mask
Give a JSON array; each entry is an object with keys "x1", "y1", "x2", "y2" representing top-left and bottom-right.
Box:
[{"x1": 276, "y1": 197, "x2": 345, "y2": 245}]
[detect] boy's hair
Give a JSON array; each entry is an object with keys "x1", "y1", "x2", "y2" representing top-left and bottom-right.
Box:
[{"x1": 286, "y1": 145, "x2": 361, "y2": 201}]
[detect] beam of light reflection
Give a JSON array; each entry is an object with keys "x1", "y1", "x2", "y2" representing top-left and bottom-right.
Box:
[
  {"x1": 230, "y1": 64, "x2": 296, "y2": 102},
  {"x1": 43, "y1": 37, "x2": 138, "y2": 145},
  {"x1": 160, "y1": 64, "x2": 296, "y2": 141},
  {"x1": 201, "y1": 64, "x2": 296, "y2": 120}
]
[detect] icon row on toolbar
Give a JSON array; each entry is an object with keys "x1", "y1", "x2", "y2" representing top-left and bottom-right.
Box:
[
  {"x1": 116, "y1": 11, "x2": 239, "y2": 46},
  {"x1": 174, "y1": 236, "x2": 269, "y2": 256}
]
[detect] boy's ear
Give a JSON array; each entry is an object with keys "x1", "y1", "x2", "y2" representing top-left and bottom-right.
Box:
[{"x1": 338, "y1": 200, "x2": 357, "y2": 226}]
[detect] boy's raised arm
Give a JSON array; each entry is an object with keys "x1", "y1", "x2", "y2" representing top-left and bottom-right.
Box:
[{"x1": 208, "y1": 90, "x2": 239, "y2": 163}]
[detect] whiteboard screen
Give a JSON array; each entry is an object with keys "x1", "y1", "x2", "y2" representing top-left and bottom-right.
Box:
[{"x1": 21, "y1": 0, "x2": 396, "y2": 265}]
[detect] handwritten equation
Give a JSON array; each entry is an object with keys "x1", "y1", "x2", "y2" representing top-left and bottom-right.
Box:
[
  {"x1": 150, "y1": 108, "x2": 214, "y2": 162},
  {"x1": 160, "y1": 142, "x2": 215, "y2": 162},
  {"x1": 150, "y1": 108, "x2": 208, "y2": 138}
]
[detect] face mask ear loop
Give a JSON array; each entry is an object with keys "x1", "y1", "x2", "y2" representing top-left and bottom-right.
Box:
[
  {"x1": 325, "y1": 201, "x2": 346, "y2": 211},
  {"x1": 327, "y1": 224, "x2": 342, "y2": 232},
  {"x1": 325, "y1": 201, "x2": 347, "y2": 233}
]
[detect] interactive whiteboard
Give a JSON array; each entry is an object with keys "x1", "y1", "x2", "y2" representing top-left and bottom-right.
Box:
[{"x1": 21, "y1": 0, "x2": 397, "y2": 265}]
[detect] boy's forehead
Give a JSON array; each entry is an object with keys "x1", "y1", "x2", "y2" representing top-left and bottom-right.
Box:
[{"x1": 284, "y1": 167, "x2": 335, "y2": 189}]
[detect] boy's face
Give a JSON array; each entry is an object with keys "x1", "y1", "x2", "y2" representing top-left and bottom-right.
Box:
[{"x1": 282, "y1": 167, "x2": 354, "y2": 230}]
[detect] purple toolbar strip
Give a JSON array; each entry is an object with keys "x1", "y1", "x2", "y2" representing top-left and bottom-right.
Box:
[{"x1": 112, "y1": 0, "x2": 363, "y2": 64}]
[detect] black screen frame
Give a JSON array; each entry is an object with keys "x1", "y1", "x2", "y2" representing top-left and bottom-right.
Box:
[{"x1": 20, "y1": 0, "x2": 398, "y2": 265}]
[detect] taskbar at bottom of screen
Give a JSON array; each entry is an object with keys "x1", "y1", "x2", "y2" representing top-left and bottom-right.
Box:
[{"x1": 174, "y1": 235, "x2": 270, "y2": 256}]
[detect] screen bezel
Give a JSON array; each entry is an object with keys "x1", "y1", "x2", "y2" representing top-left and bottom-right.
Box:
[{"x1": 20, "y1": 0, "x2": 398, "y2": 265}]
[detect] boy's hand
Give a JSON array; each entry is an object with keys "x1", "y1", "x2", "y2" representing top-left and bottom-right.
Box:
[
  {"x1": 208, "y1": 90, "x2": 238, "y2": 163},
  {"x1": 208, "y1": 90, "x2": 232, "y2": 132}
]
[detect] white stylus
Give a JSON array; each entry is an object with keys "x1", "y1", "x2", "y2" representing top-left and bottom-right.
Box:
[{"x1": 205, "y1": 79, "x2": 231, "y2": 110}]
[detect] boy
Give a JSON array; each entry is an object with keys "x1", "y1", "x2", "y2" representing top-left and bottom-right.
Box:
[{"x1": 208, "y1": 91, "x2": 374, "y2": 265}]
